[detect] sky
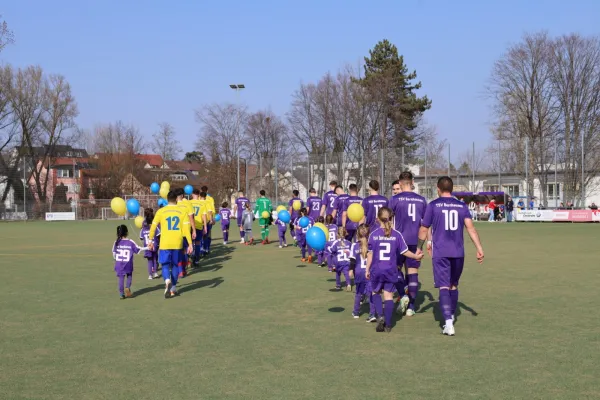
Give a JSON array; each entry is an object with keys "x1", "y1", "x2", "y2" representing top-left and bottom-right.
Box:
[{"x1": 2, "y1": 0, "x2": 599, "y2": 160}]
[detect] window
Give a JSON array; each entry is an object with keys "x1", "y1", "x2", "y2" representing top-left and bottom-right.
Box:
[
  {"x1": 485, "y1": 184, "x2": 499, "y2": 192},
  {"x1": 170, "y1": 174, "x2": 187, "y2": 181},
  {"x1": 56, "y1": 169, "x2": 72, "y2": 178},
  {"x1": 504, "y1": 185, "x2": 519, "y2": 197},
  {"x1": 547, "y1": 183, "x2": 560, "y2": 199}
]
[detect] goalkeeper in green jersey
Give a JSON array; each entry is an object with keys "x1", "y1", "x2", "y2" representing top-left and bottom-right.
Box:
[{"x1": 254, "y1": 190, "x2": 272, "y2": 244}]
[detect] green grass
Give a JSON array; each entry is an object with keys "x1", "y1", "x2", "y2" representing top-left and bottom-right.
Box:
[{"x1": 0, "y1": 220, "x2": 599, "y2": 399}]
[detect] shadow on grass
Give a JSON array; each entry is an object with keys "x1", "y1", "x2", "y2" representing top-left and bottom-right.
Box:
[
  {"x1": 296, "y1": 264, "x2": 307, "y2": 268},
  {"x1": 179, "y1": 277, "x2": 224, "y2": 294},
  {"x1": 133, "y1": 284, "x2": 164, "y2": 297},
  {"x1": 328, "y1": 307, "x2": 345, "y2": 313},
  {"x1": 418, "y1": 299, "x2": 478, "y2": 327}
]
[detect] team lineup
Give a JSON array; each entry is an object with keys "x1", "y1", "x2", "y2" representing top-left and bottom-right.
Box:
[{"x1": 112, "y1": 173, "x2": 484, "y2": 336}]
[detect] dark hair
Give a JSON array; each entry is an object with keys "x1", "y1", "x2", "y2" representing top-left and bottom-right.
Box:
[
  {"x1": 335, "y1": 185, "x2": 343, "y2": 192},
  {"x1": 222, "y1": 202, "x2": 228, "y2": 208},
  {"x1": 392, "y1": 180, "x2": 400, "y2": 186},
  {"x1": 174, "y1": 188, "x2": 184, "y2": 197},
  {"x1": 437, "y1": 176, "x2": 454, "y2": 193},
  {"x1": 369, "y1": 180, "x2": 379, "y2": 191},
  {"x1": 116, "y1": 224, "x2": 128, "y2": 245},
  {"x1": 325, "y1": 214, "x2": 333, "y2": 225},
  {"x1": 317, "y1": 216, "x2": 325, "y2": 223},
  {"x1": 144, "y1": 208, "x2": 154, "y2": 225},
  {"x1": 300, "y1": 208, "x2": 308, "y2": 216},
  {"x1": 293, "y1": 190, "x2": 299, "y2": 197},
  {"x1": 329, "y1": 180, "x2": 337, "y2": 186},
  {"x1": 192, "y1": 188, "x2": 200, "y2": 195},
  {"x1": 201, "y1": 186, "x2": 208, "y2": 192},
  {"x1": 167, "y1": 191, "x2": 178, "y2": 202},
  {"x1": 349, "y1": 183, "x2": 358, "y2": 192},
  {"x1": 199, "y1": 191, "x2": 207, "y2": 198},
  {"x1": 309, "y1": 188, "x2": 316, "y2": 194},
  {"x1": 260, "y1": 190, "x2": 266, "y2": 196},
  {"x1": 399, "y1": 171, "x2": 414, "y2": 182},
  {"x1": 238, "y1": 189, "x2": 244, "y2": 195},
  {"x1": 377, "y1": 207, "x2": 393, "y2": 237}
]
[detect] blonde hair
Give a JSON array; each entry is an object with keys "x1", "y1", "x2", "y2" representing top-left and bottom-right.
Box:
[
  {"x1": 378, "y1": 207, "x2": 393, "y2": 237},
  {"x1": 337, "y1": 226, "x2": 347, "y2": 239},
  {"x1": 356, "y1": 224, "x2": 370, "y2": 259}
]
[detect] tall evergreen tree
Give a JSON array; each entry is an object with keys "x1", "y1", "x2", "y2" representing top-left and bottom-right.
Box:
[{"x1": 356, "y1": 39, "x2": 431, "y2": 149}]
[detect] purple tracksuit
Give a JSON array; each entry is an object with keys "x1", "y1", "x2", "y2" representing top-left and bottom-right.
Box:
[
  {"x1": 330, "y1": 238, "x2": 352, "y2": 288},
  {"x1": 140, "y1": 223, "x2": 160, "y2": 275},
  {"x1": 276, "y1": 219, "x2": 287, "y2": 246},
  {"x1": 350, "y1": 242, "x2": 376, "y2": 316}
]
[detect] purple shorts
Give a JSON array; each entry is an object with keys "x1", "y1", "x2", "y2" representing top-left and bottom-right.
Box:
[
  {"x1": 370, "y1": 268, "x2": 397, "y2": 293},
  {"x1": 432, "y1": 257, "x2": 464, "y2": 288},
  {"x1": 221, "y1": 222, "x2": 230, "y2": 231},
  {"x1": 399, "y1": 245, "x2": 420, "y2": 269}
]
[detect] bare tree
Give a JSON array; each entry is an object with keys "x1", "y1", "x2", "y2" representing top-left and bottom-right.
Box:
[
  {"x1": 550, "y1": 34, "x2": 600, "y2": 206},
  {"x1": 151, "y1": 122, "x2": 181, "y2": 161},
  {"x1": 0, "y1": 15, "x2": 14, "y2": 54},
  {"x1": 487, "y1": 32, "x2": 559, "y2": 204},
  {"x1": 0, "y1": 65, "x2": 16, "y2": 153}
]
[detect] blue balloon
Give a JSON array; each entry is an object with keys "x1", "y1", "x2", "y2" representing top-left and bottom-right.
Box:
[
  {"x1": 215, "y1": 214, "x2": 221, "y2": 222},
  {"x1": 126, "y1": 198, "x2": 140, "y2": 215},
  {"x1": 157, "y1": 198, "x2": 167, "y2": 207},
  {"x1": 299, "y1": 216, "x2": 310, "y2": 228},
  {"x1": 184, "y1": 184, "x2": 193, "y2": 195},
  {"x1": 306, "y1": 227, "x2": 326, "y2": 251},
  {"x1": 278, "y1": 210, "x2": 291, "y2": 224},
  {"x1": 150, "y1": 182, "x2": 160, "y2": 194}
]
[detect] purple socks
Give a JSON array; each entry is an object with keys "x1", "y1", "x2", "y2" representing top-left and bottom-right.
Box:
[
  {"x1": 408, "y1": 273, "x2": 418, "y2": 310},
  {"x1": 384, "y1": 300, "x2": 394, "y2": 327},
  {"x1": 223, "y1": 231, "x2": 229, "y2": 242},
  {"x1": 240, "y1": 230, "x2": 245, "y2": 239},
  {"x1": 450, "y1": 289, "x2": 459, "y2": 316},
  {"x1": 147, "y1": 258, "x2": 155, "y2": 275},
  {"x1": 118, "y1": 276, "x2": 124, "y2": 294},
  {"x1": 372, "y1": 293, "x2": 383, "y2": 317},
  {"x1": 439, "y1": 288, "x2": 452, "y2": 321}
]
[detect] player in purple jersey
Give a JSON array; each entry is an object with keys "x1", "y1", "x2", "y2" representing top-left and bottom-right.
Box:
[
  {"x1": 366, "y1": 207, "x2": 423, "y2": 333},
  {"x1": 390, "y1": 171, "x2": 428, "y2": 316},
  {"x1": 391, "y1": 180, "x2": 401, "y2": 196},
  {"x1": 275, "y1": 217, "x2": 288, "y2": 248},
  {"x1": 324, "y1": 215, "x2": 338, "y2": 272},
  {"x1": 314, "y1": 216, "x2": 327, "y2": 266},
  {"x1": 113, "y1": 225, "x2": 147, "y2": 299},
  {"x1": 350, "y1": 224, "x2": 377, "y2": 321},
  {"x1": 331, "y1": 185, "x2": 350, "y2": 227},
  {"x1": 294, "y1": 209, "x2": 314, "y2": 262},
  {"x1": 233, "y1": 190, "x2": 250, "y2": 244},
  {"x1": 320, "y1": 180, "x2": 338, "y2": 217},
  {"x1": 306, "y1": 188, "x2": 323, "y2": 221},
  {"x1": 361, "y1": 180, "x2": 389, "y2": 230},
  {"x1": 341, "y1": 183, "x2": 363, "y2": 241},
  {"x1": 288, "y1": 189, "x2": 304, "y2": 222},
  {"x1": 140, "y1": 208, "x2": 161, "y2": 280},
  {"x1": 329, "y1": 227, "x2": 352, "y2": 291},
  {"x1": 418, "y1": 176, "x2": 484, "y2": 336},
  {"x1": 219, "y1": 202, "x2": 232, "y2": 245}
]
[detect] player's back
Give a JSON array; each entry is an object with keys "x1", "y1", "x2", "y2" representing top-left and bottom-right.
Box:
[
  {"x1": 189, "y1": 199, "x2": 207, "y2": 226},
  {"x1": 256, "y1": 197, "x2": 270, "y2": 212},
  {"x1": 326, "y1": 224, "x2": 338, "y2": 243},
  {"x1": 424, "y1": 197, "x2": 470, "y2": 258},
  {"x1": 307, "y1": 196, "x2": 322, "y2": 219},
  {"x1": 363, "y1": 195, "x2": 389, "y2": 226},
  {"x1": 391, "y1": 192, "x2": 427, "y2": 245},
  {"x1": 154, "y1": 205, "x2": 186, "y2": 250}
]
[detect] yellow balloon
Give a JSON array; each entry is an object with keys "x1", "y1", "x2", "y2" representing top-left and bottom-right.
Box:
[
  {"x1": 134, "y1": 215, "x2": 144, "y2": 229},
  {"x1": 111, "y1": 197, "x2": 126, "y2": 216},
  {"x1": 161, "y1": 181, "x2": 170, "y2": 191},
  {"x1": 347, "y1": 203, "x2": 365, "y2": 223},
  {"x1": 261, "y1": 211, "x2": 270, "y2": 219},
  {"x1": 292, "y1": 200, "x2": 301, "y2": 211},
  {"x1": 314, "y1": 222, "x2": 329, "y2": 239},
  {"x1": 159, "y1": 187, "x2": 169, "y2": 199},
  {"x1": 276, "y1": 205, "x2": 286, "y2": 213}
]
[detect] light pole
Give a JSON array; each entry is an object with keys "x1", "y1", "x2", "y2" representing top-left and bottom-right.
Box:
[
  {"x1": 230, "y1": 84, "x2": 245, "y2": 192},
  {"x1": 229, "y1": 84, "x2": 245, "y2": 99}
]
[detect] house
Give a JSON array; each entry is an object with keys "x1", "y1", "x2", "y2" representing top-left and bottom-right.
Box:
[
  {"x1": 28, "y1": 156, "x2": 94, "y2": 204},
  {"x1": 164, "y1": 160, "x2": 204, "y2": 182},
  {"x1": 137, "y1": 154, "x2": 166, "y2": 170}
]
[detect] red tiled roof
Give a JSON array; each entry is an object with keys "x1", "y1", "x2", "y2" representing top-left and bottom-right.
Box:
[
  {"x1": 51, "y1": 157, "x2": 90, "y2": 166},
  {"x1": 136, "y1": 154, "x2": 164, "y2": 167},
  {"x1": 165, "y1": 160, "x2": 203, "y2": 171}
]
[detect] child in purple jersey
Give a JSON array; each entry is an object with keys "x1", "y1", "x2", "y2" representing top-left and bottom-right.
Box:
[
  {"x1": 361, "y1": 180, "x2": 389, "y2": 231},
  {"x1": 294, "y1": 209, "x2": 314, "y2": 262},
  {"x1": 233, "y1": 190, "x2": 250, "y2": 244},
  {"x1": 341, "y1": 183, "x2": 363, "y2": 241},
  {"x1": 306, "y1": 188, "x2": 323, "y2": 222},
  {"x1": 390, "y1": 171, "x2": 428, "y2": 316},
  {"x1": 140, "y1": 208, "x2": 160, "y2": 280},
  {"x1": 320, "y1": 180, "x2": 338, "y2": 217},
  {"x1": 219, "y1": 202, "x2": 232, "y2": 245},
  {"x1": 329, "y1": 227, "x2": 352, "y2": 291},
  {"x1": 113, "y1": 225, "x2": 147, "y2": 299},
  {"x1": 275, "y1": 217, "x2": 288, "y2": 248},
  {"x1": 324, "y1": 215, "x2": 338, "y2": 272},
  {"x1": 331, "y1": 185, "x2": 350, "y2": 226},
  {"x1": 418, "y1": 176, "x2": 484, "y2": 337},
  {"x1": 366, "y1": 207, "x2": 423, "y2": 333},
  {"x1": 350, "y1": 224, "x2": 377, "y2": 321},
  {"x1": 314, "y1": 216, "x2": 327, "y2": 267}
]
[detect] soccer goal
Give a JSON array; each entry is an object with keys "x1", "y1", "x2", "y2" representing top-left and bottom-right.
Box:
[{"x1": 101, "y1": 207, "x2": 126, "y2": 220}]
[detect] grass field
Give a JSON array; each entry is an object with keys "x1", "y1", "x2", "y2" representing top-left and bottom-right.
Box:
[{"x1": 0, "y1": 220, "x2": 599, "y2": 399}]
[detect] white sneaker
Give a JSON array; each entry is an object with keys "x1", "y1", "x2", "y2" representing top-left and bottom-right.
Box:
[
  {"x1": 240, "y1": 239, "x2": 244, "y2": 244},
  {"x1": 164, "y1": 279, "x2": 172, "y2": 299},
  {"x1": 442, "y1": 324, "x2": 455, "y2": 336},
  {"x1": 279, "y1": 245, "x2": 282, "y2": 249},
  {"x1": 153, "y1": 272, "x2": 159, "y2": 279},
  {"x1": 397, "y1": 295, "x2": 409, "y2": 315},
  {"x1": 223, "y1": 241, "x2": 228, "y2": 245},
  {"x1": 283, "y1": 244, "x2": 288, "y2": 248},
  {"x1": 405, "y1": 309, "x2": 415, "y2": 317},
  {"x1": 148, "y1": 275, "x2": 153, "y2": 280}
]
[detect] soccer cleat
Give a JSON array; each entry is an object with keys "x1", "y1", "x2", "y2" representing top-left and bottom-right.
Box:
[
  {"x1": 385, "y1": 325, "x2": 392, "y2": 333},
  {"x1": 124, "y1": 288, "x2": 132, "y2": 298},
  {"x1": 119, "y1": 293, "x2": 126, "y2": 300},
  {"x1": 442, "y1": 324, "x2": 455, "y2": 336},
  {"x1": 249, "y1": 239, "x2": 254, "y2": 245},
  {"x1": 352, "y1": 312, "x2": 360, "y2": 319},
  {"x1": 397, "y1": 295, "x2": 409, "y2": 315},
  {"x1": 307, "y1": 255, "x2": 313, "y2": 263},
  {"x1": 406, "y1": 309, "x2": 416, "y2": 317},
  {"x1": 279, "y1": 245, "x2": 282, "y2": 249},
  {"x1": 148, "y1": 275, "x2": 153, "y2": 280},
  {"x1": 375, "y1": 317, "x2": 386, "y2": 332},
  {"x1": 346, "y1": 285, "x2": 352, "y2": 292},
  {"x1": 283, "y1": 244, "x2": 287, "y2": 248},
  {"x1": 153, "y1": 272, "x2": 159, "y2": 279},
  {"x1": 335, "y1": 286, "x2": 341, "y2": 290},
  {"x1": 301, "y1": 258, "x2": 306, "y2": 262},
  {"x1": 366, "y1": 314, "x2": 377, "y2": 323},
  {"x1": 164, "y1": 279, "x2": 172, "y2": 299},
  {"x1": 223, "y1": 241, "x2": 228, "y2": 245},
  {"x1": 240, "y1": 238, "x2": 244, "y2": 244}
]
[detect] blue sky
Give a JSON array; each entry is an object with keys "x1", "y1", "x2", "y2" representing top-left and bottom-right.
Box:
[{"x1": 2, "y1": 0, "x2": 599, "y2": 159}]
